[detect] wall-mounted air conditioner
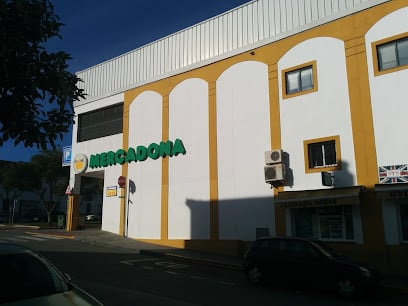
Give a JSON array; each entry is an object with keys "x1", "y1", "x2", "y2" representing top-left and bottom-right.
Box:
[
  {"x1": 265, "y1": 149, "x2": 283, "y2": 164},
  {"x1": 264, "y1": 164, "x2": 285, "y2": 183}
]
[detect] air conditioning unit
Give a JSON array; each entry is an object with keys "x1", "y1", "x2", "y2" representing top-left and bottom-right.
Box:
[
  {"x1": 265, "y1": 149, "x2": 283, "y2": 164},
  {"x1": 264, "y1": 164, "x2": 285, "y2": 182}
]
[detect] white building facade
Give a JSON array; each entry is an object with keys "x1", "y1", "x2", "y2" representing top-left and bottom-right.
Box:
[{"x1": 69, "y1": 0, "x2": 408, "y2": 276}]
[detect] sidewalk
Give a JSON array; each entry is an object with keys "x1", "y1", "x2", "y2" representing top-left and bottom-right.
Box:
[{"x1": 3, "y1": 224, "x2": 408, "y2": 294}]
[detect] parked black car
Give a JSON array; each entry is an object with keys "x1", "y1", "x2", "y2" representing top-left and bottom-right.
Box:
[{"x1": 243, "y1": 237, "x2": 382, "y2": 297}]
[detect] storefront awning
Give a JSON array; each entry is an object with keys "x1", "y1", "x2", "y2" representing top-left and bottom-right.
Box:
[
  {"x1": 275, "y1": 186, "x2": 364, "y2": 208},
  {"x1": 374, "y1": 183, "x2": 408, "y2": 199}
]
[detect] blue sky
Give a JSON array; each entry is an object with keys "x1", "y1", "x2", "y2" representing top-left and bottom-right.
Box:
[{"x1": 0, "y1": 0, "x2": 252, "y2": 162}]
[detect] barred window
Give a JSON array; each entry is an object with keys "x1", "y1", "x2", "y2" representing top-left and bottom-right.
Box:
[{"x1": 77, "y1": 103, "x2": 123, "y2": 142}]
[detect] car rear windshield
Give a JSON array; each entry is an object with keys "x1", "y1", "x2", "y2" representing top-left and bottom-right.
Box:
[{"x1": 0, "y1": 252, "x2": 69, "y2": 303}]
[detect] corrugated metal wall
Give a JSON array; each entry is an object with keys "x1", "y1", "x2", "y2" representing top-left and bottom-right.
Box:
[{"x1": 76, "y1": 0, "x2": 389, "y2": 101}]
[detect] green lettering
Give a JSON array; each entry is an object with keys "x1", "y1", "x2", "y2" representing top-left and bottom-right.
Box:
[
  {"x1": 89, "y1": 154, "x2": 100, "y2": 168},
  {"x1": 171, "y1": 138, "x2": 186, "y2": 156},
  {"x1": 160, "y1": 141, "x2": 173, "y2": 157},
  {"x1": 148, "y1": 143, "x2": 160, "y2": 160},
  {"x1": 100, "y1": 153, "x2": 108, "y2": 167},
  {"x1": 126, "y1": 148, "x2": 136, "y2": 163},
  {"x1": 136, "y1": 146, "x2": 147, "y2": 161},
  {"x1": 115, "y1": 149, "x2": 126, "y2": 165},
  {"x1": 107, "y1": 151, "x2": 115, "y2": 166}
]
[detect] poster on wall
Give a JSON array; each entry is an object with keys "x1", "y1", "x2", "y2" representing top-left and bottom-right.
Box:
[{"x1": 106, "y1": 186, "x2": 117, "y2": 197}]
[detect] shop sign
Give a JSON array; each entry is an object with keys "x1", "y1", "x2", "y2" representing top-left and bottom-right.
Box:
[
  {"x1": 89, "y1": 138, "x2": 186, "y2": 169},
  {"x1": 106, "y1": 186, "x2": 117, "y2": 197},
  {"x1": 378, "y1": 164, "x2": 408, "y2": 184},
  {"x1": 278, "y1": 198, "x2": 338, "y2": 208},
  {"x1": 73, "y1": 153, "x2": 88, "y2": 174},
  {"x1": 388, "y1": 190, "x2": 408, "y2": 199}
]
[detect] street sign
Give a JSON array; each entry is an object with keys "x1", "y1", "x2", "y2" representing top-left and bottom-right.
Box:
[
  {"x1": 65, "y1": 185, "x2": 73, "y2": 195},
  {"x1": 62, "y1": 146, "x2": 72, "y2": 167},
  {"x1": 118, "y1": 176, "x2": 126, "y2": 188}
]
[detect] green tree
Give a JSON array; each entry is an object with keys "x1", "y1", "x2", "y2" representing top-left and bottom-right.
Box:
[
  {"x1": 30, "y1": 150, "x2": 69, "y2": 224},
  {"x1": 0, "y1": 0, "x2": 85, "y2": 149},
  {"x1": 0, "y1": 160, "x2": 40, "y2": 223}
]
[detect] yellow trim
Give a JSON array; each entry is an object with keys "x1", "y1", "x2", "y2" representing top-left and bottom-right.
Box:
[
  {"x1": 119, "y1": 92, "x2": 132, "y2": 237},
  {"x1": 268, "y1": 62, "x2": 285, "y2": 235},
  {"x1": 372, "y1": 32, "x2": 408, "y2": 76},
  {"x1": 281, "y1": 60, "x2": 318, "y2": 99},
  {"x1": 303, "y1": 135, "x2": 341, "y2": 174},
  {"x1": 209, "y1": 81, "x2": 219, "y2": 240},
  {"x1": 161, "y1": 95, "x2": 169, "y2": 240}
]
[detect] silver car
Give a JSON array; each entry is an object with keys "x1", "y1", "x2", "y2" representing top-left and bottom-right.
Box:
[{"x1": 0, "y1": 243, "x2": 103, "y2": 305}]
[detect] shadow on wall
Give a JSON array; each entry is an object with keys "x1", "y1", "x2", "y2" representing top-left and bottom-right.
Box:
[
  {"x1": 185, "y1": 195, "x2": 274, "y2": 256},
  {"x1": 284, "y1": 151, "x2": 355, "y2": 187}
]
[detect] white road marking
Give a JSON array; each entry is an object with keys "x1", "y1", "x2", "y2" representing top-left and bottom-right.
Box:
[
  {"x1": 155, "y1": 261, "x2": 188, "y2": 269},
  {"x1": 3, "y1": 237, "x2": 27, "y2": 242},
  {"x1": 120, "y1": 258, "x2": 157, "y2": 265},
  {"x1": 16, "y1": 235, "x2": 45, "y2": 241},
  {"x1": 142, "y1": 266, "x2": 154, "y2": 270},
  {"x1": 29, "y1": 234, "x2": 64, "y2": 240},
  {"x1": 164, "y1": 271, "x2": 179, "y2": 275},
  {"x1": 0, "y1": 233, "x2": 69, "y2": 243}
]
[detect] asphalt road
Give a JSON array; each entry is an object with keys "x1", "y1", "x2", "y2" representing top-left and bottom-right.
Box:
[{"x1": 1, "y1": 229, "x2": 408, "y2": 306}]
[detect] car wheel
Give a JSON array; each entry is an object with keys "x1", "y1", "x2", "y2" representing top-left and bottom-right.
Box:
[
  {"x1": 336, "y1": 279, "x2": 357, "y2": 298},
  {"x1": 246, "y1": 265, "x2": 263, "y2": 285}
]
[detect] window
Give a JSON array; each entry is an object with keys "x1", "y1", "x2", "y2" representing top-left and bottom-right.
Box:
[
  {"x1": 282, "y1": 61, "x2": 318, "y2": 99},
  {"x1": 304, "y1": 135, "x2": 341, "y2": 173},
  {"x1": 77, "y1": 103, "x2": 123, "y2": 142},
  {"x1": 293, "y1": 206, "x2": 354, "y2": 241},
  {"x1": 372, "y1": 33, "x2": 408, "y2": 76}
]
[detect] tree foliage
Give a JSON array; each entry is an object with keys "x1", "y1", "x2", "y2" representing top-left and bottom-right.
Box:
[
  {"x1": 30, "y1": 149, "x2": 69, "y2": 224},
  {"x1": 0, "y1": 160, "x2": 39, "y2": 222},
  {"x1": 0, "y1": 0, "x2": 85, "y2": 149}
]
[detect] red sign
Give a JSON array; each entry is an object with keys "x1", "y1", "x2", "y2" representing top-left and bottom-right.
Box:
[
  {"x1": 118, "y1": 176, "x2": 126, "y2": 187},
  {"x1": 65, "y1": 185, "x2": 73, "y2": 195}
]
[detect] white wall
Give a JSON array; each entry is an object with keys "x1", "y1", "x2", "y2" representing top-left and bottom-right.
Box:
[
  {"x1": 366, "y1": 7, "x2": 408, "y2": 246},
  {"x1": 71, "y1": 93, "x2": 124, "y2": 234},
  {"x1": 279, "y1": 37, "x2": 357, "y2": 190},
  {"x1": 71, "y1": 93, "x2": 124, "y2": 183},
  {"x1": 127, "y1": 91, "x2": 162, "y2": 239},
  {"x1": 101, "y1": 166, "x2": 122, "y2": 234},
  {"x1": 168, "y1": 79, "x2": 210, "y2": 239},
  {"x1": 216, "y1": 61, "x2": 275, "y2": 241},
  {"x1": 366, "y1": 7, "x2": 408, "y2": 167}
]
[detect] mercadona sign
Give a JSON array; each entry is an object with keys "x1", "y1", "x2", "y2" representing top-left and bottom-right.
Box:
[{"x1": 89, "y1": 138, "x2": 186, "y2": 169}]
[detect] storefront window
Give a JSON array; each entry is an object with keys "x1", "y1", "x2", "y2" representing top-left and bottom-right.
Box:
[
  {"x1": 400, "y1": 204, "x2": 408, "y2": 242},
  {"x1": 293, "y1": 206, "x2": 354, "y2": 241},
  {"x1": 294, "y1": 208, "x2": 316, "y2": 238}
]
